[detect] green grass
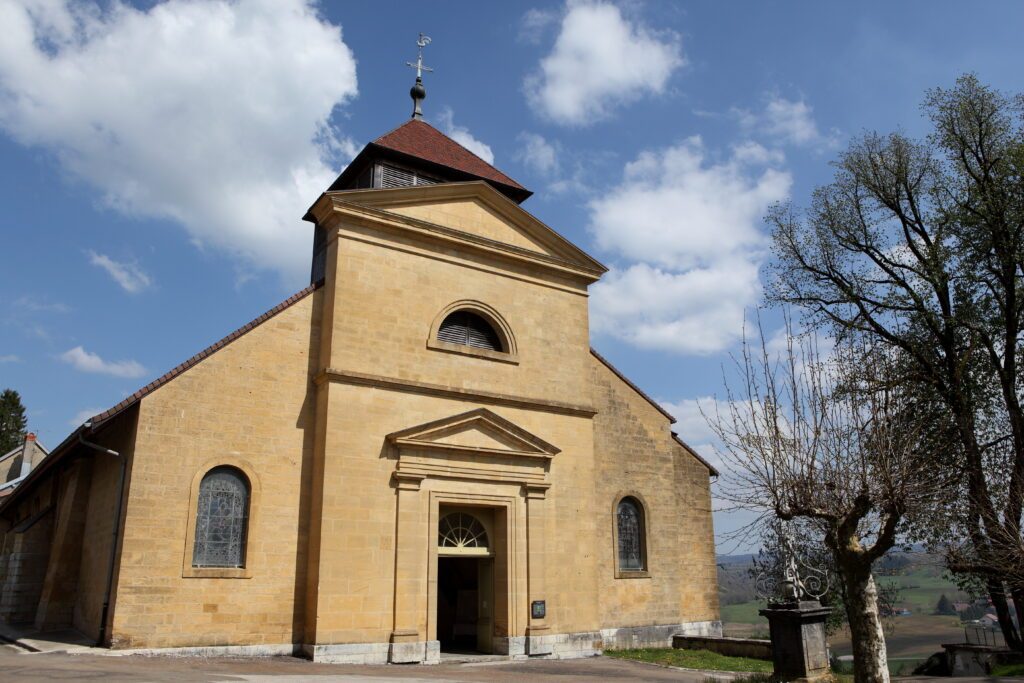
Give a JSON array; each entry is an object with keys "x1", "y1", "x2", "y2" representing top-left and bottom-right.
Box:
[
  {"x1": 882, "y1": 572, "x2": 970, "y2": 614},
  {"x1": 605, "y1": 647, "x2": 773, "y2": 672},
  {"x1": 720, "y1": 601, "x2": 764, "y2": 624},
  {"x1": 721, "y1": 567, "x2": 970, "y2": 627},
  {"x1": 991, "y1": 662, "x2": 1024, "y2": 676},
  {"x1": 718, "y1": 671, "x2": 851, "y2": 683}
]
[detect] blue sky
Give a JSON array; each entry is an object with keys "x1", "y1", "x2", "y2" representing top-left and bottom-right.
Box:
[{"x1": 2, "y1": 0, "x2": 1023, "y2": 551}]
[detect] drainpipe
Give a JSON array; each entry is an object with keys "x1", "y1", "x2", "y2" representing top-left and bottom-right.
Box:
[{"x1": 79, "y1": 422, "x2": 125, "y2": 647}]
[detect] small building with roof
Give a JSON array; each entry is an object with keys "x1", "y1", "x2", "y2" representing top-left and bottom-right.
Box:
[{"x1": 0, "y1": 433, "x2": 47, "y2": 499}]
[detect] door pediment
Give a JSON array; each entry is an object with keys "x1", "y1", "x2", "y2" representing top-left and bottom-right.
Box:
[{"x1": 387, "y1": 408, "x2": 559, "y2": 485}]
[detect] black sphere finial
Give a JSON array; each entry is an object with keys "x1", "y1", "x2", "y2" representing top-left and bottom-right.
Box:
[
  {"x1": 406, "y1": 33, "x2": 432, "y2": 120},
  {"x1": 410, "y1": 77, "x2": 426, "y2": 119}
]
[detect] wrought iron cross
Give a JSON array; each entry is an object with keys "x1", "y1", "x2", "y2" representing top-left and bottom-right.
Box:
[
  {"x1": 407, "y1": 33, "x2": 432, "y2": 119},
  {"x1": 406, "y1": 33, "x2": 433, "y2": 80}
]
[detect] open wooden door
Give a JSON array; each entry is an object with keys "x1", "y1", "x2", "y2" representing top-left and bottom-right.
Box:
[{"x1": 476, "y1": 558, "x2": 494, "y2": 653}]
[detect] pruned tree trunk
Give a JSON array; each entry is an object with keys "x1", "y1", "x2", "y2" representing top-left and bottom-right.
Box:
[
  {"x1": 709, "y1": 318, "x2": 934, "y2": 677},
  {"x1": 1012, "y1": 587, "x2": 1024, "y2": 642},
  {"x1": 990, "y1": 581, "x2": 1022, "y2": 650},
  {"x1": 841, "y1": 562, "x2": 890, "y2": 683}
]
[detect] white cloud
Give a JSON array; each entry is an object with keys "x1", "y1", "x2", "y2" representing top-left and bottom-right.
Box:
[
  {"x1": 734, "y1": 95, "x2": 839, "y2": 149},
  {"x1": 513, "y1": 131, "x2": 591, "y2": 195},
  {"x1": 13, "y1": 296, "x2": 69, "y2": 313},
  {"x1": 515, "y1": 132, "x2": 559, "y2": 176},
  {"x1": 590, "y1": 138, "x2": 789, "y2": 270},
  {"x1": 0, "y1": 0, "x2": 358, "y2": 283},
  {"x1": 437, "y1": 108, "x2": 494, "y2": 165},
  {"x1": 525, "y1": 1, "x2": 684, "y2": 125},
  {"x1": 661, "y1": 396, "x2": 725, "y2": 446},
  {"x1": 660, "y1": 395, "x2": 741, "y2": 476},
  {"x1": 0, "y1": 354, "x2": 20, "y2": 363},
  {"x1": 588, "y1": 137, "x2": 791, "y2": 354},
  {"x1": 591, "y1": 261, "x2": 761, "y2": 354},
  {"x1": 69, "y1": 407, "x2": 103, "y2": 427},
  {"x1": 60, "y1": 346, "x2": 146, "y2": 378},
  {"x1": 87, "y1": 250, "x2": 151, "y2": 293},
  {"x1": 519, "y1": 7, "x2": 558, "y2": 44}
]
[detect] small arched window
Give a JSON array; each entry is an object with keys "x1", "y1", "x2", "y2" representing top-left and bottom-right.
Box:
[
  {"x1": 192, "y1": 466, "x2": 250, "y2": 568},
  {"x1": 437, "y1": 311, "x2": 503, "y2": 352},
  {"x1": 616, "y1": 497, "x2": 646, "y2": 572},
  {"x1": 438, "y1": 512, "x2": 490, "y2": 556}
]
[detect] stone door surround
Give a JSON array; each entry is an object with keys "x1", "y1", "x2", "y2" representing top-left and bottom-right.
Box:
[{"x1": 387, "y1": 408, "x2": 556, "y2": 663}]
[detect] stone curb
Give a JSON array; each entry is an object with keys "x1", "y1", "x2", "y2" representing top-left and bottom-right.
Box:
[{"x1": 0, "y1": 631, "x2": 41, "y2": 653}]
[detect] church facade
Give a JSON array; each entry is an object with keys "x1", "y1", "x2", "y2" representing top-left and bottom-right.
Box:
[{"x1": 0, "y1": 116, "x2": 720, "y2": 663}]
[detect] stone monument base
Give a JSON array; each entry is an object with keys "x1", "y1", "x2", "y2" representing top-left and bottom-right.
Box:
[{"x1": 759, "y1": 600, "x2": 832, "y2": 682}]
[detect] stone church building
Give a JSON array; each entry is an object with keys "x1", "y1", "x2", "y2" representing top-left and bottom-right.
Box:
[{"x1": 0, "y1": 104, "x2": 720, "y2": 663}]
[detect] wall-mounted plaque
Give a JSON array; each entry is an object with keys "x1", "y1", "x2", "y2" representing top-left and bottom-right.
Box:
[{"x1": 531, "y1": 600, "x2": 546, "y2": 619}]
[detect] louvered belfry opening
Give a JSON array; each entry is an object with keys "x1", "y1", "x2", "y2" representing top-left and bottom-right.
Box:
[
  {"x1": 379, "y1": 162, "x2": 439, "y2": 189},
  {"x1": 437, "y1": 311, "x2": 503, "y2": 352}
]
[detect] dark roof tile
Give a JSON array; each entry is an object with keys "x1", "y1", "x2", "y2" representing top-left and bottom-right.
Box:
[{"x1": 373, "y1": 119, "x2": 526, "y2": 193}]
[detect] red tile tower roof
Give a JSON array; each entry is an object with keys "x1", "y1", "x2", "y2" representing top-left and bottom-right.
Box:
[
  {"x1": 374, "y1": 119, "x2": 527, "y2": 193},
  {"x1": 326, "y1": 119, "x2": 531, "y2": 203}
]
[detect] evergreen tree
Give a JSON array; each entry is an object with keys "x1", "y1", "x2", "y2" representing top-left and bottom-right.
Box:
[
  {"x1": 0, "y1": 389, "x2": 28, "y2": 453},
  {"x1": 936, "y1": 594, "x2": 956, "y2": 615}
]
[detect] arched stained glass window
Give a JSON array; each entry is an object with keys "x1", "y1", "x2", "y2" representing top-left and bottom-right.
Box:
[
  {"x1": 437, "y1": 311, "x2": 503, "y2": 352},
  {"x1": 438, "y1": 512, "x2": 490, "y2": 555},
  {"x1": 192, "y1": 466, "x2": 250, "y2": 568},
  {"x1": 616, "y1": 497, "x2": 646, "y2": 572}
]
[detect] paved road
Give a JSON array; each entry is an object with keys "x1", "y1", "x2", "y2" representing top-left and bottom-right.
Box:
[
  {"x1": 0, "y1": 646, "x2": 736, "y2": 682},
  {"x1": 3, "y1": 646, "x2": 1019, "y2": 682}
]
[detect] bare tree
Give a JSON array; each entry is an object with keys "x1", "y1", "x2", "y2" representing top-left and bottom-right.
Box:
[
  {"x1": 767, "y1": 75, "x2": 1024, "y2": 647},
  {"x1": 709, "y1": 322, "x2": 941, "y2": 683}
]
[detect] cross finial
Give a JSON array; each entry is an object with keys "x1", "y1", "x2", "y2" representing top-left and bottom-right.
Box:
[{"x1": 406, "y1": 33, "x2": 432, "y2": 119}]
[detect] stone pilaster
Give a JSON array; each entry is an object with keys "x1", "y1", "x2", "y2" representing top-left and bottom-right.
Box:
[
  {"x1": 390, "y1": 472, "x2": 429, "y2": 663},
  {"x1": 524, "y1": 483, "x2": 552, "y2": 655}
]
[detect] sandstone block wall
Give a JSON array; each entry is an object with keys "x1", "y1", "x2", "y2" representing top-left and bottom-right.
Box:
[
  {"x1": 109, "y1": 291, "x2": 321, "y2": 649},
  {"x1": 590, "y1": 356, "x2": 720, "y2": 635}
]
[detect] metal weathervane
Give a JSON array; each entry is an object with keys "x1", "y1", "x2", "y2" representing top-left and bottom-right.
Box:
[{"x1": 407, "y1": 33, "x2": 433, "y2": 119}]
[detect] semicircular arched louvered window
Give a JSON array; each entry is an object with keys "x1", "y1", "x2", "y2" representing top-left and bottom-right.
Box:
[
  {"x1": 438, "y1": 512, "x2": 490, "y2": 555},
  {"x1": 437, "y1": 311, "x2": 504, "y2": 352}
]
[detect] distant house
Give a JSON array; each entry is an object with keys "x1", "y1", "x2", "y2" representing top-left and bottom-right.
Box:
[
  {"x1": 952, "y1": 602, "x2": 971, "y2": 613},
  {"x1": 0, "y1": 434, "x2": 47, "y2": 499},
  {"x1": 979, "y1": 614, "x2": 1000, "y2": 628}
]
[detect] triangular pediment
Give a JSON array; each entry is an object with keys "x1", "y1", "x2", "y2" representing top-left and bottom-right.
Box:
[
  {"x1": 387, "y1": 408, "x2": 560, "y2": 459},
  {"x1": 323, "y1": 182, "x2": 606, "y2": 278}
]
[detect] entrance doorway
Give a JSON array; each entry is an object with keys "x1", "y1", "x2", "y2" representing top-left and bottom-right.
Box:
[
  {"x1": 436, "y1": 510, "x2": 494, "y2": 654},
  {"x1": 436, "y1": 557, "x2": 493, "y2": 653}
]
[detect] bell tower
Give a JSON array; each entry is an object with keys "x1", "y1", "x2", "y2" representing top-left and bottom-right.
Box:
[{"x1": 306, "y1": 35, "x2": 532, "y2": 283}]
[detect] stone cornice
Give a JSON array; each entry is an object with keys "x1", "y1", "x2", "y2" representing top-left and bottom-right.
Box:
[
  {"x1": 306, "y1": 184, "x2": 605, "y2": 284},
  {"x1": 314, "y1": 368, "x2": 596, "y2": 418}
]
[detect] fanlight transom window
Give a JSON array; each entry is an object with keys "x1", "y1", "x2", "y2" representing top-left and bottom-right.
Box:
[
  {"x1": 617, "y1": 497, "x2": 645, "y2": 572},
  {"x1": 438, "y1": 512, "x2": 490, "y2": 555},
  {"x1": 437, "y1": 311, "x2": 503, "y2": 352},
  {"x1": 192, "y1": 466, "x2": 250, "y2": 568}
]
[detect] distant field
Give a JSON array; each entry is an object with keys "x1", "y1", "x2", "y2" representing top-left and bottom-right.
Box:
[
  {"x1": 719, "y1": 565, "x2": 972, "y2": 660},
  {"x1": 720, "y1": 600, "x2": 764, "y2": 625},
  {"x1": 830, "y1": 613, "x2": 964, "y2": 659}
]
